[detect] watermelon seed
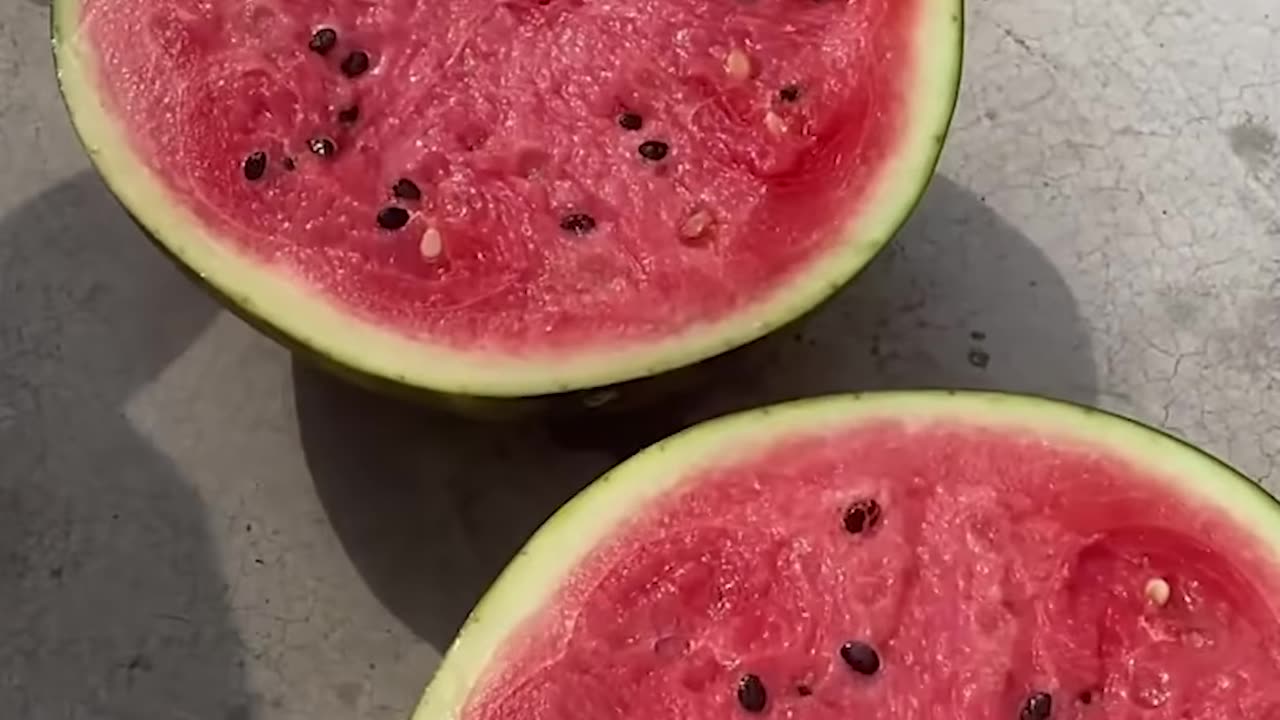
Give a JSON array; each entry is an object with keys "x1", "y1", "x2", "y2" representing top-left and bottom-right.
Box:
[
  {"x1": 1144, "y1": 577, "x2": 1170, "y2": 606},
  {"x1": 1077, "y1": 689, "x2": 1094, "y2": 705},
  {"x1": 242, "y1": 151, "x2": 268, "y2": 181},
  {"x1": 1020, "y1": 692, "x2": 1053, "y2": 720},
  {"x1": 653, "y1": 635, "x2": 690, "y2": 657},
  {"x1": 560, "y1": 213, "x2": 596, "y2": 235},
  {"x1": 618, "y1": 112, "x2": 643, "y2": 131},
  {"x1": 308, "y1": 28, "x2": 338, "y2": 55},
  {"x1": 309, "y1": 137, "x2": 337, "y2": 158},
  {"x1": 839, "y1": 641, "x2": 880, "y2": 675},
  {"x1": 638, "y1": 140, "x2": 669, "y2": 161},
  {"x1": 419, "y1": 227, "x2": 443, "y2": 259},
  {"x1": 842, "y1": 498, "x2": 881, "y2": 534},
  {"x1": 282, "y1": 157, "x2": 297, "y2": 171},
  {"x1": 736, "y1": 674, "x2": 767, "y2": 713},
  {"x1": 779, "y1": 84, "x2": 802, "y2": 102},
  {"x1": 341, "y1": 51, "x2": 371, "y2": 78},
  {"x1": 764, "y1": 111, "x2": 787, "y2": 134},
  {"x1": 796, "y1": 685, "x2": 813, "y2": 697},
  {"x1": 725, "y1": 48, "x2": 752, "y2": 81},
  {"x1": 377, "y1": 207, "x2": 411, "y2": 230},
  {"x1": 681, "y1": 209, "x2": 714, "y2": 240},
  {"x1": 393, "y1": 178, "x2": 423, "y2": 201},
  {"x1": 338, "y1": 105, "x2": 361, "y2": 124}
]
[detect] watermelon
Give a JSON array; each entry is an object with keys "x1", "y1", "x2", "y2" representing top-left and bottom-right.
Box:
[
  {"x1": 52, "y1": 0, "x2": 961, "y2": 400},
  {"x1": 416, "y1": 391, "x2": 1280, "y2": 720}
]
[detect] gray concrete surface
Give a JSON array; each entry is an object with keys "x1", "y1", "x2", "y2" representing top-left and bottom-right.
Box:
[{"x1": 1, "y1": 0, "x2": 1278, "y2": 718}]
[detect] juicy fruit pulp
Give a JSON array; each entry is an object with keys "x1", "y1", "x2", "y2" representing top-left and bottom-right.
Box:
[
  {"x1": 422, "y1": 394, "x2": 1280, "y2": 720},
  {"x1": 76, "y1": 0, "x2": 926, "y2": 354}
]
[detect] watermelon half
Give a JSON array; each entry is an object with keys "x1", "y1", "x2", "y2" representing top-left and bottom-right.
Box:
[
  {"x1": 52, "y1": 0, "x2": 961, "y2": 399},
  {"x1": 417, "y1": 391, "x2": 1280, "y2": 719}
]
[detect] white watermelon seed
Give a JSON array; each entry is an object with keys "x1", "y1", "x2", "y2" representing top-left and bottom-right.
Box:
[
  {"x1": 419, "y1": 227, "x2": 443, "y2": 258},
  {"x1": 725, "y1": 48, "x2": 751, "y2": 81},
  {"x1": 1144, "y1": 577, "x2": 1170, "y2": 606},
  {"x1": 681, "y1": 209, "x2": 714, "y2": 240},
  {"x1": 765, "y1": 111, "x2": 787, "y2": 134}
]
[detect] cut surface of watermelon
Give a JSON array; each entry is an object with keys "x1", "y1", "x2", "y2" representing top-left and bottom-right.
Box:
[
  {"x1": 53, "y1": 0, "x2": 960, "y2": 396},
  {"x1": 416, "y1": 392, "x2": 1280, "y2": 720}
]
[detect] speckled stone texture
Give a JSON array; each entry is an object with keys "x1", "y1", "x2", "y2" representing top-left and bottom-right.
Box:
[{"x1": 1, "y1": 0, "x2": 1277, "y2": 718}]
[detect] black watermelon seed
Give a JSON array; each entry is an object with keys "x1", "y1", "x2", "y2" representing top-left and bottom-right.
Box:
[
  {"x1": 341, "y1": 51, "x2": 371, "y2": 78},
  {"x1": 308, "y1": 27, "x2": 338, "y2": 55},
  {"x1": 1020, "y1": 692, "x2": 1053, "y2": 720},
  {"x1": 282, "y1": 157, "x2": 297, "y2": 171},
  {"x1": 392, "y1": 178, "x2": 422, "y2": 200},
  {"x1": 839, "y1": 641, "x2": 881, "y2": 675},
  {"x1": 842, "y1": 498, "x2": 882, "y2": 534},
  {"x1": 308, "y1": 137, "x2": 337, "y2": 158},
  {"x1": 560, "y1": 213, "x2": 596, "y2": 235},
  {"x1": 376, "y1": 206, "x2": 411, "y2": 230},
  {"x1": 638, "y1": 140, "x2": 669, "y2": 161},
  {"x1": 779, "y1": 84, "x2": 802, "y2": 102},
  {"x1": 618, "y1": 112, "x2": 643, "y2": 131},
  {"x1": 243, "y1": 151, "x2": 268, "y2": 181},
  {"x1": 796, "y1": 685, "x2": 813, "y2": 697},
  {"x1": 736, "y1": 674, "x2": 767, "y2": 713},
  {"x1": 338, "y1": 105, "x2": 361, "y2": 124}
]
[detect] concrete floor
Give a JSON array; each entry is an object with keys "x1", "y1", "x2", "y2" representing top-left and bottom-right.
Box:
[{"x1": 2, "y1": 0, "x2": 1278, "y2": 717}]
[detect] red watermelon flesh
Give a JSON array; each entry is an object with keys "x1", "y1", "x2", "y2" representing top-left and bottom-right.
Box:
[
  {"x1": 463, "y1": 422, "x2": 1280, "y2": 719},
  {"x1": 78, "y1": 0, "x2": 917, "y2": 350}
]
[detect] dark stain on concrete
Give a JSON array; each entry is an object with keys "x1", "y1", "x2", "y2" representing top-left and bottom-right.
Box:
[
  {"x1": 335, "y1": 681, "x2": 363, "y2": 708},
  {"x1": 1227, "y1": 119, "x2": 1277, "y2": 168}
]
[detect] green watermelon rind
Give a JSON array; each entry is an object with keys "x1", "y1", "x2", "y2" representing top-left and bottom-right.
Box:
[
  {"x1": 411, "y1": 389, "x2": 1280, "y2": 719},
  {"x1": 50, "y1": 0, "x2": 963, "y2": 400}
]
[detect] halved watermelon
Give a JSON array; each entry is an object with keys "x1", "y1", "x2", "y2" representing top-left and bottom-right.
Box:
[
  {"x1": 52, "y1": 0, "x2": 961, "y2": 399},
  {"x1": 417, "y1": 391, "x2": 1280, "y2": 719}
]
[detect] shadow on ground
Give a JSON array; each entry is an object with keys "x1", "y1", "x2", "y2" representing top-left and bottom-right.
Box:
[
  {"x1": 0, "y1": 172, "x2": 251, "y2": 719},
  {"x1": 293, "y1": 174, "x2": 1098, "y2": 652}
]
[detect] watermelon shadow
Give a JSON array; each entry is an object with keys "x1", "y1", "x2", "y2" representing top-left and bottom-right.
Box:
[
  {"x1": 0, "y1": 173, "x2": 253, "y2": 719},
  {"x1": 294, "y1": 173, "x2": 1097, "y2": 652},
  {"x1": 685, "y1": 173, "x2": 1100, "y2": 417}
]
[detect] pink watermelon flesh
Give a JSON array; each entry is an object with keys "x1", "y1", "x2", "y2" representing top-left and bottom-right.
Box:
[
  {"x1": 466, "y1": 423, "x2": 1280, "y2": 719},
  {"x1": 81, "y1": 0, "x2": 917, "y2": 351}
]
